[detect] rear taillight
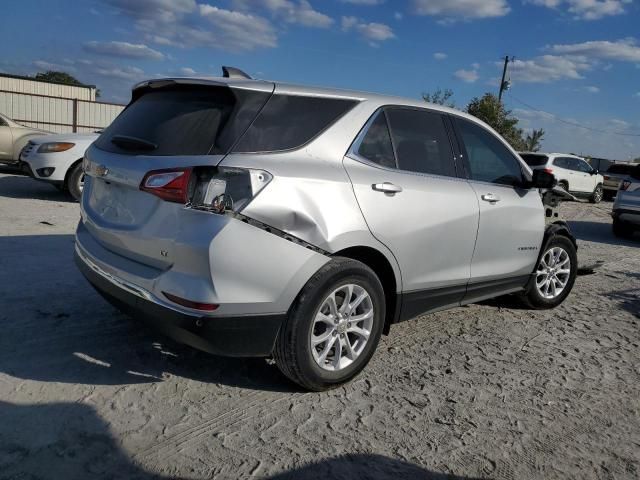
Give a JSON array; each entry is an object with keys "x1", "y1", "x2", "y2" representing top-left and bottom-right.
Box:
[
  {"x1": 140, "y1": 168, "x2": 192, "y2": 203},
  {"x1": 190, "y1": 167, "x2": 272, "y2": 214},
  {"x1": 620, "y1": 180, "x2": 631, "y2": 191},
  {"x1": 543, "y1": 168, "x2": 553, "y2": 174},
  {"x1": 603, "y1": 175, "x2": 610, "y2": 180}
]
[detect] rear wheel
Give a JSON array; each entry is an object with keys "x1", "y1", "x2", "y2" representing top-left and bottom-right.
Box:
[
  {"x1": 519, "y1": 235, "x2": 577, "y2": 309},
  {"x1": 274, "y1": 257, "x2": 385, "y2": 391},
  {"x1": 590, "y1": 184, "x2": 603, "y2": 204},
  {"x1": 66, "y1": 162, "x2": 84, "y2": 202}
]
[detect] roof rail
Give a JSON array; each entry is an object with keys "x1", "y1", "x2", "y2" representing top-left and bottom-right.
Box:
[{"x1": 222, "y1": 66, "x2": 252, "y2": 80}]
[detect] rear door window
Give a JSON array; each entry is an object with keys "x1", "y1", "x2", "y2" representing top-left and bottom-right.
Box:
[
  {"x1": 385, "y1": 107, "x2": 456, "y2": 177},
  {"x1": 354, "y1": 111, "x2": 396, "y2": 169},
  {"x1": 95, "y1": 86, "x2": 271, "y2": 156},
  {"x1": 553, "y1": 157, "x2": 569, "y2": 169},
  {"x1": 455, "y1": 117, "x2": 524, "y2": 186},
  {"x1": 233, "y1": 94, "x2": 358, "y2": 153}
]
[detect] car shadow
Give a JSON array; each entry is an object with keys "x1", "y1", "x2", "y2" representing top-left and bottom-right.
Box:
[
  {"x1": 1, "y1": 400, "x2": 482, "y2": 479},
  {"x1": 0, "y1": 234, "x2": 297, "y2": 393},
  {"x1": 605, "y1": 287, "x2": 640, "y2": 318},
  {"x1": 0, "y1": 173, "x2": 73, "y2": 202},
  {"x1": 567, "y1": 219, "x2": 639, "y2": 246}
]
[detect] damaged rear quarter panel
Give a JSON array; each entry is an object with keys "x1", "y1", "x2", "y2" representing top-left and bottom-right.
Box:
[{"x1": 220, "y1": 150, "x2": 403, "y2": 293}]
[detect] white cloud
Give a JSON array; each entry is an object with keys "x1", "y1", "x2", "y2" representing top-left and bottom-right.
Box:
[
  {"x1": 634, "y1": 92, "x2": 640, "y2": 98},
  {"x1": 233, "y1": 0, "x2": 334, "y2": 28},
  {"x1": 33, "y1": 60, "x2": 77, "y2": 72},
  {"x1": 549, "y1": 38, "x2": 640, "y2": 63},
  {"x1": 93, "y1": 65, "x2": 145, "y2": 81},
  {"x1": 584, "y1": 85, "x2": 600, "y2": 93},
  {"x1": 340, "y1": 0, "x2": 385, "y2": 4},
  {"x1": 394, "y1": 11, "x2": 403, "y2": 20},
  {"x1": 83, "y1": 41, "x2": 165, "y2": 61},
  {"x1": 341, "y1": 16, "x2": 395, "y2": 45},
  {"x1": 527, "y1": 0, "x2": 632, "y2": 20},
  {"x1": 410, "y1": 0, "x2": 510, "y2": 21},
  {"x1": 100, "y1": 0, "x2": 278, "y2": 52},
  {"x1": 434, "y1": 52, "x2": 447, "y2": 60},
  {"x1": 454, "y1": 68, "x2": 479, "y2": 83},
  {"x1": 506, "y1": 55, "x2": 592, "y2": 83}
]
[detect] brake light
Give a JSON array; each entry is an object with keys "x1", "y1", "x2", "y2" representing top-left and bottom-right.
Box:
[
  {"x1": 620, "y1": 180, "x2": 631, "y2": 191},
  {"x1": 140, "y1": 168, "x2": 192, "y2": 203},
  {"x1": 162, "y1": 292, "x2": 219, "y2": 311},
  {"x1": 543, "y1": 168, "x2": 553, "y2": 174},
  {"x1": 603, "y1": 175, "x2": 610, "y2": 180}
]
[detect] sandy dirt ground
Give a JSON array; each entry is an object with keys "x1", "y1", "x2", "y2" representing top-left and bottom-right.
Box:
[{"x1": 0, "y1": 173, "x2": 638, "y2": 480}]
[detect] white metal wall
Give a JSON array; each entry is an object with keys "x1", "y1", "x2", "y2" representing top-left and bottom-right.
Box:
[
  {"x1": 0, "y1": 91, "x2": 124, "y2": 133},
  {"x1": 0, "y1": 75, "x2": 96, "y2": 101}
]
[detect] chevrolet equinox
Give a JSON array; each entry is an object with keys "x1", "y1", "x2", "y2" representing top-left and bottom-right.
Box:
[{"x1": 75, "y1": 67, "x2": 577, "y2": 391}]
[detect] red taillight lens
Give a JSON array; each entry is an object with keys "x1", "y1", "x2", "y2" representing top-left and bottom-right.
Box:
[
  {"x1": 140, "y1": 168, "x2": 192, "y2": 203},
  {"x1": 162, "y1": 292, "x2": 219, "y2": 311},
  {"x1": 543, "y1": 168, "x2": 553, "y2": 174},
  {"x1": 620, "y1": 180, "x2": 631, "y2": 191}
]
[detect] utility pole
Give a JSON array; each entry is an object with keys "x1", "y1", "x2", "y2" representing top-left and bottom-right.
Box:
[{"x1": 498, "y1": 56, "x2": 511, "y2": 102}]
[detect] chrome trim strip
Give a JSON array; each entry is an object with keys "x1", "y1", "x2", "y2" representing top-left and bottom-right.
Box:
[{"x1": 75, "y1": 242, "x2": 154, "y2": 302}]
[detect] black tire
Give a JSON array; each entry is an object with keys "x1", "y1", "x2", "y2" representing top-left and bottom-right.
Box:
[
  {"x1": 66, "y1": 162, "x2": 84, "y2": 202},
  {"x1": 519, "y1": 235, "x2": 577, "y2": 309},
  {"x1": 274, "y1": 257, "x2": 385, "y2": 391},
  {"x1": 558, "y1": 181, "x2": 569, "y2": 192},
  {"x1": 612, "y1": 219, "x2": 634, "y2": 238},
  {"x1": 589, "y1": 184, "x2": 603, "y2": 204}
]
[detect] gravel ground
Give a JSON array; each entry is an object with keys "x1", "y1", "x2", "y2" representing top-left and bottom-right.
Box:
[{"x1": 0, "y1": 173, "x2": 638, "y2": 480}]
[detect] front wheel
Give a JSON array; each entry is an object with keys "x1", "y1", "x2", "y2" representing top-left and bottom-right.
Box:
[
  {"x1": 274, "y1": 257, "x2": 385, "y2": 391},
  {"x1": 66, "y1": 162, "x2": 84, "y2": 202},
  {"x1": 519, "y1": 235, "x2": 577, "y2": 309},
  {"x1": 590, "y1": 184, "x2": 603, "y2": 204}
]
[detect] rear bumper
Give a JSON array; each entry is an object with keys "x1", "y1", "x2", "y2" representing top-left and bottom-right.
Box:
[
  {"x1": 612, "y1": 208, "x2": 640, "y2": 225},
  {"x1": 75, "y1": 245, "x2": 285, "y2": 357}
]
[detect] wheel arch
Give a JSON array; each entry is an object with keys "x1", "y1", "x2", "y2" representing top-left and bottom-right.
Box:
[
  {"x1": 332, "y1": 245, "x2": 400, "y2": 335},
  {"x1": 542, "y1": 220, "x2": 577, "y2": 254},
  {"x1": 63, "y1": 158, "x2": 84, "y2": 189}
]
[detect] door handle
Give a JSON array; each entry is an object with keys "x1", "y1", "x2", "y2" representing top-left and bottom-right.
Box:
[
  {"x1": 481, "y1": 193, "x2": 501, "y2": 203},
  {"x1": 372, "y1": 182, "x2": 403, "y2": 194}
]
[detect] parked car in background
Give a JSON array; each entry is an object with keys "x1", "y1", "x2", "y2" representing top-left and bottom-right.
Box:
[
  {"x1": 0, "y1": 112, "x2": 49, "y2": 166},
  {"x1": 75, "y1": 70, "x2": 577, "y2": 391},
  {"x1": 18, "y1": 132, "x2": 99, "y2": 201},
  {"x1": 612, "y1": 164, "x2": 640, "y2": 238},
  {"x1": 602, "y1": 163, "x2": 638, "y2": 201},
  {"x1": 519, "y1": 152, "x2": 604, "y2": 203}
]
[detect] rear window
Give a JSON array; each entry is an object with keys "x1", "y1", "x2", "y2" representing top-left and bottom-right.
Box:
[
  {"x1": 95, "y1": 86, "x2": 271, "y2": 156},
  {"x1": 232, "y1": 94, "x2": 358, "y2": 153},
  {"x1": 519, "y1": 153, "x2": 549, "y2": 167},
  {"x1": 606, "y1": 164, "x2": 635, "y2": 175}
]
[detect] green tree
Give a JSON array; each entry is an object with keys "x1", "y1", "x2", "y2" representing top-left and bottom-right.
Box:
[
  {"x1": 34, "y1": 70, "x2": 85, "y2": 86},
  {"x1": 34, "y1": 70, "x2": 100, "y2": 98},
  {"x1": 466, "y1": 93, "x2": 526, "y2": 150},
  {"x1": 422, "y1": 88, "x2": 455, "y2": 108},
  {"x1": 523, "y1": 128, "x2": 545, "y2": 152}
]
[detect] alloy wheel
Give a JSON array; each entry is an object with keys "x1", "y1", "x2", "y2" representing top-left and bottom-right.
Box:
[
  {"x1": 535, "y1": 247, "x2": 571, "y2": 299},
  {"x1": 310, "y1": 284, "x2": 374, "y2": 372}
]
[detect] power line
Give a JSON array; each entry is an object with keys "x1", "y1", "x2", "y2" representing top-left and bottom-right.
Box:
[{"x1": 507, "y1": 93, "x2": 640, "y2": 137}]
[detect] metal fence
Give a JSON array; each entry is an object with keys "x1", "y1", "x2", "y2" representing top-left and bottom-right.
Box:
[{"x1": 0, "y1": 90, "x2": 125, "y2": 134}]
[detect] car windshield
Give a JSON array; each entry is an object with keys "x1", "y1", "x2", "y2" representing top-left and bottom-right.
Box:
[{"x1": 519, "y1": 153, "x2": 549, "y2": 166}]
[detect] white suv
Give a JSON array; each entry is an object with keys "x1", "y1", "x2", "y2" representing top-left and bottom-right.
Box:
[{"x1": 520, "y1": 152, "x2": 604, "y2": 203}]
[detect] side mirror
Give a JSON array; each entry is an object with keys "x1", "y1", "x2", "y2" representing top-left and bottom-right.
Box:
[
  {"x1": 590, "y1": 169, "x2": 598, "y2": 175},
  {"x1": 531, "y1": 169, "x2": 556, "y2": 189}
]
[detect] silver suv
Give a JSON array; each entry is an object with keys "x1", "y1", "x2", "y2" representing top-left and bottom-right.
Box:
[{"x1": 75, "y1": 68, "x2": 577, "y2": 391}]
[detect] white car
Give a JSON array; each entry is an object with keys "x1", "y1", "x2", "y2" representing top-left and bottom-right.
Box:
[
  {"x1": 519, "y1": 152, "x2": 604, "y2": 203},
  {"x1": 19, "y1": 133, "x2": 99, "y2": 201}
]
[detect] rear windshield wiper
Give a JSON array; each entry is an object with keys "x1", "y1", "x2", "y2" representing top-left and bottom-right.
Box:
[{"x1": 110, "y1": 135, "x2": 158, "y2": 151}]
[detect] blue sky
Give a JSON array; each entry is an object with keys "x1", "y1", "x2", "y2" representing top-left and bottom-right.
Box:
[{"x1": 1, "y1": 0, "x2": 639, "y2": 159}]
